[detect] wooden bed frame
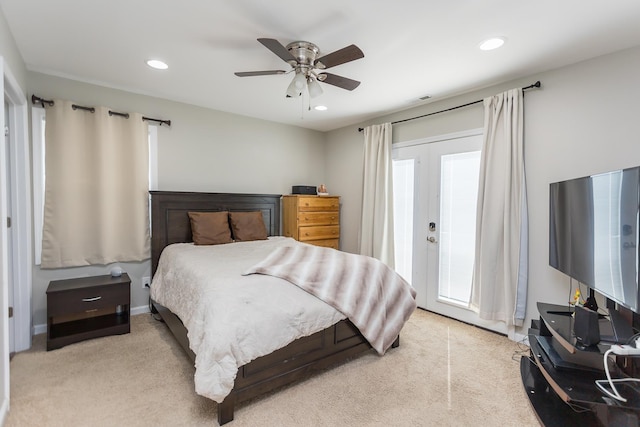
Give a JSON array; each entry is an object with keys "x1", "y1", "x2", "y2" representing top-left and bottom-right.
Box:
[{"x1": 149, "y1": 191, "x2": 395, "y2": 425}]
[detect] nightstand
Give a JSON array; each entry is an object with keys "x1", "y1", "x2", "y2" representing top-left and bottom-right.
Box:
[{"x1": 46, "y1": 273, "x2": 131, "y2": 351}]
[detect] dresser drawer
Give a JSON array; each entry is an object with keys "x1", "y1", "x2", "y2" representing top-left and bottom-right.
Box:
[
  {"x1": 299, "y1": 225, "x2": 340, "y2": 241},
  {"x1": 308, "y1": 239, "x2": 339, "y2": 249},
  {"x1": 47, "y1": 283, "x2": 129, "y2": 317},
  {"x1": 297, "y1": 197, "x2": 339, "y2": 212},
  {"x1": 298, "y1": 212, "x2": 339, "y2": 226}
]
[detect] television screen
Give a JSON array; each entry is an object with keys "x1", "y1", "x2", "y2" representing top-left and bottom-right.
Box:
[{"x1": 549, "y1": 167, "x2": 640, "y2": 313}]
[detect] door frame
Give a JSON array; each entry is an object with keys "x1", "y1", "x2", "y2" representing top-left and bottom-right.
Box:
[
  {"x1": 0, "y1": 57, "x2": 8, "y2": 426},
  {"x1": 2, "y1": 58, "x2": 32, "y2": 354}
]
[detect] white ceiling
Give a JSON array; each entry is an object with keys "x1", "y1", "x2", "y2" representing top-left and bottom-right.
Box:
[{"x1": 2, "y1": 0, "x2": 640, "y2": 132}]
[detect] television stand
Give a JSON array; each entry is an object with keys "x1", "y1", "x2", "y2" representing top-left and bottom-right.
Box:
[
  {"x1": 522, "y1": 302, "x2": 640, "y2": 426},
  {"x1": 601, "y1": 308, "x2": 635, "y2": 344},
  {"x1": 545, "y1": 310, "x2": 573, "y2": 316}
]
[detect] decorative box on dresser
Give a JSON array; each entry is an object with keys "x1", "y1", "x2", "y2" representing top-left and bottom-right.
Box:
[{"x1": 282, "y1": 195, "x2": 340, "y2": 249}]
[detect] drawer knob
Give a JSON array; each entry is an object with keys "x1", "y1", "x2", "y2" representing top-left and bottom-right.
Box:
[{"x1": 82, "y1": 296, "x2": 102, "y2": 302}]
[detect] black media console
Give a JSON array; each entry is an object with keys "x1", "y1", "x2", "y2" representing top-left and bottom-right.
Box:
[{"x1": 522, "y1": 302, "x2": 640, "y2": 426}]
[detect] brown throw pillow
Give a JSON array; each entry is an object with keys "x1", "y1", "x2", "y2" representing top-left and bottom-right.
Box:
[
  {"x1": 188, "y1": 211, "x2": 233, "y2": 245},
  {"x1": 229, "y1": 211, "x2": 268, "y2": 242}
]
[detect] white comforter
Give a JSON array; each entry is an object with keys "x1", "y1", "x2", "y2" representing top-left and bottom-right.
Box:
[{"x1": 150, "y1": 237, "x2": 346, "y2": 403}]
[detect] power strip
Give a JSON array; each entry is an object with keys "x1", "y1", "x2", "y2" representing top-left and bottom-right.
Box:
[{"x1": 610, "y1": 344, "x2": 640, "y2": 356}]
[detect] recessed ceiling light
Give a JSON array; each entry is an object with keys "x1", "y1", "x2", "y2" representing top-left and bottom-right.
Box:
[
  {"x1": 479, "y1": 37, "x2": 506, "y2": 51},
  {"x1": 314, "y1": 105, "x2": 328, "y2": 111},
  {"x1": 146, "y1": 59, "x2": 168, "y2": 70}
]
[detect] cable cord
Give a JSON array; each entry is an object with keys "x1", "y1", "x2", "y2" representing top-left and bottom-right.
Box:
[{"x1": 595, "y1": 349, "x2": 640, "y2": 402}]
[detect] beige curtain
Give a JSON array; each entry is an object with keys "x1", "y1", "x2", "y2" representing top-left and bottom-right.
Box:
[
  {"x1": 41, "y1": 99, "x2": 150, "y2": 268},
  {"x1": 359, "y1": 123, "x2": 395, "y2": 268},
  {"x1": 470, "y1": 89, "x2": 528, "y2": 327}
]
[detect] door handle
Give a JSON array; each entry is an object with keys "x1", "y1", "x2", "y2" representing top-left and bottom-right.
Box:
[{"x1": 427, "y1": 236, "x2": 437, "y2": 243}]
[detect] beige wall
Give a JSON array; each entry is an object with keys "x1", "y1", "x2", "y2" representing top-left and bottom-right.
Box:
[
  {"x1": 326, "y1": 46, "x2": 640, "y2": 335},
  {"x1": 28, "y1": 72, "x2": 327, "y2": 326}
]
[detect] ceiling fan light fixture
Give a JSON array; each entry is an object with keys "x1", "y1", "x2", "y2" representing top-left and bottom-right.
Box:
[
  {"x1": 286, "y1": 71, "x2": 307, "y2": 98},
  {"x1": 307, "y1": 77, "x2": 323, "y2": 98}
]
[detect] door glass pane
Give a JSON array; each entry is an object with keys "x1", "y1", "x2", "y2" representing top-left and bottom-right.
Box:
[
  {"x1": 393, "y1": 158, "x2": 415, "y2": 284},
  {"x1": 438, "y1": 151, "x2": 480, "y2": 305}
]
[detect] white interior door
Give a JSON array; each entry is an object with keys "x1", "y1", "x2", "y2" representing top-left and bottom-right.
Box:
[{"x1": 393, "y1": 130, "x2": 506, "y2": 334}]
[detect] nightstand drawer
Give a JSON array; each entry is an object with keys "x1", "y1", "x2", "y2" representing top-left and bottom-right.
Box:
[
  {"x1": 298, "y1": 212, "x2": 339, "y2": 226},
  {"x1": 299, "y1": 225, "x2": 340, "y2": 241},
  {"x1": 297, "y1": 197, "x2": 339, "y2": 212},
  {"x1": 47, "y1": 284, "x2": 128, "y2": 317}
]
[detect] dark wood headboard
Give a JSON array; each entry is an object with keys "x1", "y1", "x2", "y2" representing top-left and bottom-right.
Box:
[{"x1": 149, "y1": 191, "x2": 281, "y2": 276}]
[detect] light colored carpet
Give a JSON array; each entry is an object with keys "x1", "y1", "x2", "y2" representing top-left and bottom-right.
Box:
[{"x1": 6, "y1": 309, "x2": 538, "y2": 426}]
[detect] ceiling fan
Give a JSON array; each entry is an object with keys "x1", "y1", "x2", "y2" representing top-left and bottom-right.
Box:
[{"x1": 234, "y1": 38, "x2": 364, "y2": 99}]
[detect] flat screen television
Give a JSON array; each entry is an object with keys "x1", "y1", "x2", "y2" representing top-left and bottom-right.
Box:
[{"x1": 549, "y1": 166, "x2": 640, "y2": 342}]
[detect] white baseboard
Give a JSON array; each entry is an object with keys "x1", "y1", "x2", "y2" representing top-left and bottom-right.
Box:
[
  {"x1": 131, "y1": 304, "x2": 151, "y2": 316},
  {"x1": 32, "y1": 304, "x2": 151, "y2": 336}
]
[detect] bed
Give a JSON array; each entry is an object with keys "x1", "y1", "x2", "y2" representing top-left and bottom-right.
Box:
[{"x1": 149, "y1": 191, "x2": 413, "y2": 425}]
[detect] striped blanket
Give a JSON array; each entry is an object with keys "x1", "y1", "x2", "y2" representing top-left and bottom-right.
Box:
[{"x1": 243, "y1": 245, "x2": 417, "y2": 354}]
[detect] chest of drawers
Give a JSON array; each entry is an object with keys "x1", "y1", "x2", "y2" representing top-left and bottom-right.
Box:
[{"x1": 282, "y1": 195, "x2": 340, "y2": 249}]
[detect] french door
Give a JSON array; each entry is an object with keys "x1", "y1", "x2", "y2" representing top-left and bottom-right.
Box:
[{"x1": 393, "y1": 130, "x2": 506, "y2": 334}]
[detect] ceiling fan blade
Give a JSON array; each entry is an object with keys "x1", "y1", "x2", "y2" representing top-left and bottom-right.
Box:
[
  {"x1": 234, "y1": 70, "x2": 286, "y2": 77},
  {"x1": 318, "y1": 73, "x2": 361, "y2": 91},
  {"x1": 315, "y1": 44, "x2": 364, "y2": 69},
  {"x1": 257, "y1": 38, "x2": 297, "y2": 63}
]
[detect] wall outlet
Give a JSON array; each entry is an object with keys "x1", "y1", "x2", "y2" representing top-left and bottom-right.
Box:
[{"x1": 142, "y1": 276, "x2": 151, "y2": 289}]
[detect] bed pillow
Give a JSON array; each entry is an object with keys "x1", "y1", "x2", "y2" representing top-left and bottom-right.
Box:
[
  {"x1": 188, "y1": 211, "x2": 233, "y2": 245},
  {"x1": 229, "y1": 211, "x2": 268, "y2": 242}
]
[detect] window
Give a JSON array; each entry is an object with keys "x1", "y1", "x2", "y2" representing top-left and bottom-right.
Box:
[
  {"x1": 392, "y1": 158, "x2": 415, "y2": 284},
  {"x1": 438, "y1": 151, "x2": 481, "y2": 305},
  {"x1": 31, "y1": 107, "x2": 45, "y2": 265},
  {"x1": 148, "y1": 124, "x2": 158, "y2": 191}
]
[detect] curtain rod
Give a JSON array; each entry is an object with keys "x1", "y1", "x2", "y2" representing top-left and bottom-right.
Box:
[
  {"x1": 31, "y1": 94, "x2": 172, "y2": 126},
  {"x1": 357, "y1": 80, "x2": 541, "y2": 132}
]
